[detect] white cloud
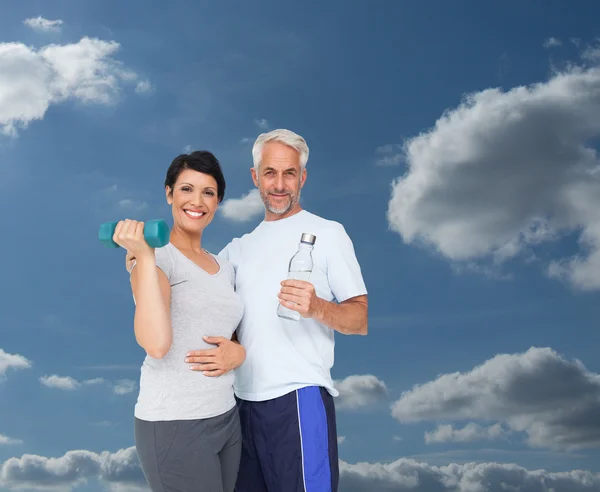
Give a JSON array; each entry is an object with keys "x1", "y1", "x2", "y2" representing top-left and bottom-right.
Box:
[
  {"x1": 386, "y1": 64, "x2": 600, "y2": 290},
  {"x1": 334, "y1": 374, "x2": 388, "y2": 410},
  {"x1": 4, "y1": 447, "x2": 599, "y2": 492},
  {"x1": 0, "y1": 447, "x2": 145, "y2": 492},
  {"x1": 338, "y1": 436, "x2": 346, "y2": 445},
  {"x1": 0, "y1": 36, "x2": 145, "y2": 137},
  {"x1": 23, "y1": 17, "x2": 63, "y2": 33},
  {"x1": 113, "y1": 379, "x2": 136, "y2": 395},
  {"x1": 543, "y1": 37, "x2": 562, "y2": 48},
  {"x1": 339, "y1": 458, "x2": 600, "y2": 492},
  {"x1": 254, "y1": 118, "x2": 269, "y2": 130},
  {"x1": 220, "y1": 189, "x2": 264, "y2": 222},
  {"x1": 0, "y1": 434, "x2": 23, "y2": 446},
  {"x1": 40, "y1": 374, "x2": 83, "y2": 390},
  {"x1": 0, "y1": 349, "x2": 32, "y2": 378},
  {"x1": 134, "y1": 79, "x2": 153, "y2": 95},
  {"x1": 39, "y1": 374, "x2": 135, "y2": 395},
  {"x1": 391, "y1": 347, "x2": 600, "y2": 451},
  {"x1": 425, "y1": 423, "x2": 509, "y2": 444}
]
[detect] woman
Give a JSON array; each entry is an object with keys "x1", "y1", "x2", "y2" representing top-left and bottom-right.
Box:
[{"x1": 113, "y1": 150, "x2": 246, "y2": 492}]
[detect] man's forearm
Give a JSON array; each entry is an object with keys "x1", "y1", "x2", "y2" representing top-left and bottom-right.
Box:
[{"x1": 314, "y1": 296, "x2": 368, "y2": 335}]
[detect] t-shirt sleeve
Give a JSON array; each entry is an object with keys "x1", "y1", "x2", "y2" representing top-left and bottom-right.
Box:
[
  {"x1": 327, "y1": 224, "x2": 367, "y2": 303},
  {"x1": 127, "y1": 245, "x2": 176, "y2": 282}
]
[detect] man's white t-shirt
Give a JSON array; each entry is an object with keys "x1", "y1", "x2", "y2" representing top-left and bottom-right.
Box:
[{"x1": 219, "y1": 209, "x2": 367, "y2": 402}]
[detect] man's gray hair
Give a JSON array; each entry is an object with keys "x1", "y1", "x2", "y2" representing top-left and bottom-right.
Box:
[{"x1": 252, "y1": 129, "x2": 309, "y2": 171}]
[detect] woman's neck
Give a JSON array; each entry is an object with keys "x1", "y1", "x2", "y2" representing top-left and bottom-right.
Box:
[{"x1": 169, "y1": 227, "x2": 203, "y2": 254}]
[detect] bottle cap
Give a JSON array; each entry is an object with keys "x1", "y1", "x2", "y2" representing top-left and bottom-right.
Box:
[{"x1": 300, "y1": 233, "x2": 316, "y2": 245}]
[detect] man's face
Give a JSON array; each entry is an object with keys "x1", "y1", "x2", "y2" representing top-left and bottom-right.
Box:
[{"x1": 252, "y1": 141, "x2": 306, "y2": 217}]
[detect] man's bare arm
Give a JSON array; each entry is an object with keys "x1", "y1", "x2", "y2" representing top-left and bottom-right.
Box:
[{"x1": 314, "y1": 295, "x2": 368, "y2": 335}]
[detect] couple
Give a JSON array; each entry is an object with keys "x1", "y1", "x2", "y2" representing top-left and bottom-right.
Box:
[{"x1": 114, "y1": 129, "x2": 368, "y2": 492}]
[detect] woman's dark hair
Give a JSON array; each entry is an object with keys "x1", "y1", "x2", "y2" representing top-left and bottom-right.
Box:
[{"x1": 164, "y1": 150, "x2": 226, "y2": 203}]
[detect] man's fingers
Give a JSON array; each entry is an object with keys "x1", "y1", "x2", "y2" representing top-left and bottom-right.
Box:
[
  {"x1": 186, "y1": 349, "x2": 217, "y2": 358},
  {"x1": 202, "y1": 369, "x2": 226, "y2": 377},
  {"x1": 203, "y1": 336, "x2": 228, "y2": 345},
  {"x1": 279, "y1": 299, "x2": 301, "y2": 311},
  {"x1": 278, "y1": 293, "x2": 303, "y2": 303},
  {"x1": 281, "y1": 279, "x2": 307, "y2": 288},
  {"x1": 186, "y1": 356, "x2": 217, "y2": 364},
  {"x1": 189, "y1": 362, "x2": 220, "y2": 371}
]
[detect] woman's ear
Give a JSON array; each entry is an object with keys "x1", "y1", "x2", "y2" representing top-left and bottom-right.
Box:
[{"x1": 165, "y1": 186, "x2": 173, "y2": 205}]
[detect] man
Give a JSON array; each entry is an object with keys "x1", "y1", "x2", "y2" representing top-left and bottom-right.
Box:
[
  {"x1": 215, "y1": 129, "x2": 367, "y2": 492},
  {"x1": 129, "y1": 129, "x2": 368, "y2": 491}
]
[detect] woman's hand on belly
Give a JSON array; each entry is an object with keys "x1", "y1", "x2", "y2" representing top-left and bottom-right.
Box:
[{"x1": 184, "y1": 336, "x2": 246, "y2": 377}]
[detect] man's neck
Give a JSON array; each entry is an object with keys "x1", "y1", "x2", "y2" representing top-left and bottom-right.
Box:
[{"x1": 264, "y1": 204, "x2": 303, "y2": 222}]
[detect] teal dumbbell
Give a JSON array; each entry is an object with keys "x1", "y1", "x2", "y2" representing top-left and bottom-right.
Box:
[{"x1": 99, "y1": 219, "x2": 170, "y2": 249}]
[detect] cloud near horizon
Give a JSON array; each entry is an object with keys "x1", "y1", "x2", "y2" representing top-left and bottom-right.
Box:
[
  {"x1": 2, "y1": 447, "x2": 600, "y2": 492},
  {"x1": 392, "y1": 346, "x2": 600, "y2": 451}
]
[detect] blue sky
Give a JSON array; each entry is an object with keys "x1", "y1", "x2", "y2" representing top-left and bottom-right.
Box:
[{"x1": 2, "y1": 1, "x2": 600, "y2": 490}]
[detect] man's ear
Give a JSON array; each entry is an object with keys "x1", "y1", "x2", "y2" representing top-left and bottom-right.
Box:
[
  {"x1": 300, "y1": 168, "x2": 307, "y2": 188},
  {"x1": 251, "y1": 167, "x2": 259, "y2": 188}
]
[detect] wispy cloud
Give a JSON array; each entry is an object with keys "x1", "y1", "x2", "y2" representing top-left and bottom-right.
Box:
[
  {"x1": 543, "y1": 37, "x2": 562, "y2": 48},
  {"x1": 40, "y1": 374, "x2": 136, "y2": 395},
  {"x1": 134, "y1": 79, "x2": 153, "y2": 95},
  {"x1": 425, "y1": 423, "x2": 509, "y2": 444},
  {"x1": 0, "y1": 348, "x2": 32, "y2": 378},
  {"x1": 113, "y1": 379, "x2": 136, "y2": 395},
  {"x1": 254, "y1": 118, "x2": 269, "y2": 130},
  {"x1": 334, "y1": 374, "x2": 388, "y2": 410},
  {"x1": 338, "y1": 436, "x2": 346, "y2": 445},
  {"x1": 374, "y1": 143, "x2": 404, "y2": 166},
  {"x1": 23, "y1": 16, "x2": 63, "y2": 33},
  {"x1": 0, "y1": 434, "x2": 23, "y2": 446},
  {"x1": 220, "y1": 189, "x2": 264, "y2": 222}
]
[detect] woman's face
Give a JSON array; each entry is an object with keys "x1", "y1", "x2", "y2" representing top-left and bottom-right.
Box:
[{"x1": 166, "y1": 169, "x2": 219, "y2": 235}]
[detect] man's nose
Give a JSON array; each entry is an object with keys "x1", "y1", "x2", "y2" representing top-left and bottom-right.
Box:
[{"x1": 275, "y1": 174, "x2": 285, "y2": 190}]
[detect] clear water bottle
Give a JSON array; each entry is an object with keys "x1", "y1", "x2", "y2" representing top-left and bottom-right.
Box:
[{"x1": 277, "y1": 233, "x2": 316, "y2": 321}]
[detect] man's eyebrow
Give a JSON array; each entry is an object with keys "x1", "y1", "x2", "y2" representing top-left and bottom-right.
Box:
[{"x1": 262, "y1": 166, "x2": 297, "y2": 172}]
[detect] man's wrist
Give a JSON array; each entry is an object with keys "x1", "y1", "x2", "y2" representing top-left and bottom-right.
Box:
[{"x1": 312, "y1": 297, "x2": 328, "y2": 321}]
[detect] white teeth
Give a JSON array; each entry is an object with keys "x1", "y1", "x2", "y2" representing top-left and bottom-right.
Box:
[{"x1": 185, "y1": 210, "x2": 204, "y2": 217}]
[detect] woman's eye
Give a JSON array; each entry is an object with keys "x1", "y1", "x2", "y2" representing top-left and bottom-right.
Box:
[
  {"x1": 205, "y1": 191, "x2": 215, "y2": 196},
  {"x1": 182, "y1": 187, "x2": 191, "y2": 192}
]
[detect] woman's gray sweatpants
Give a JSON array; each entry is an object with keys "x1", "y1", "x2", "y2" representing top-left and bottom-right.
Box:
[{"x1": 135, "y1": 405, "x2": 242, "y2": 492}]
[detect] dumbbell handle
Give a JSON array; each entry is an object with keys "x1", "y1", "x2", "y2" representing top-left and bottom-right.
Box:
[{"x1": 99, "y1": 219, "x2": 170, "y2": 249}]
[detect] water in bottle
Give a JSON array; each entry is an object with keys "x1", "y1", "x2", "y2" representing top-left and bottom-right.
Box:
[{"x1": 277, "y1": 233, "x2": 316, "y2": 321}]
